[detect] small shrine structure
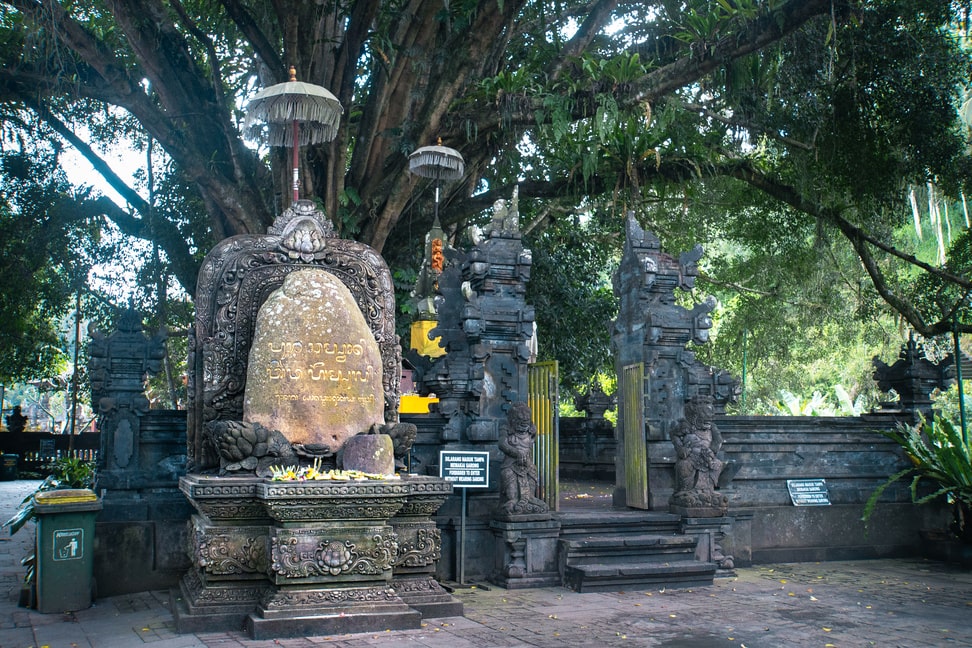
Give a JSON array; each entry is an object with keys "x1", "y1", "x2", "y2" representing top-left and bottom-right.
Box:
[{"x1": 174, "y1": 200, "x2": 457, "y2": 638}]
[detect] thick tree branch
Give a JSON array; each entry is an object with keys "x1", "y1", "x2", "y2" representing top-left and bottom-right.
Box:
[
  {"x1": 549, "y1": 0, "x2": 619, "y2": 81},
  {"x1": 218, "y1": 0, "x2": 286, "y2": 77},
  {"x1": 33, "y1": 101, "x2": 149, "y2": 212},
  {"x1": 457, "y1": 0, "x2": 834, "y2": 142},
  {"x1": 670, "y1": 99, "x2": 815, "y2": 151},
  {"x1": 728, "y1": 163, "x2": 972, "y2": 336},
  {"x1": 30, "y1": 102, "x2": 200, "y2": 290}
]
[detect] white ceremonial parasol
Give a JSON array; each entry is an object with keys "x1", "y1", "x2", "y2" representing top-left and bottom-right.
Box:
[
  {"x1": 408, "y1": 139, "x2": 465, "y2": 221},
  {"x1": 244, "y1": 66, "x2": 343, "y2": 202}
]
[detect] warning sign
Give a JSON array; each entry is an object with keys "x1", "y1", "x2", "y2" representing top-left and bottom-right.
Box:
[
  {"x1": 439, "y1": 451, "x2": 490, "y2": 488},
  {"x1": 53, "y1": 528, "x2": 84, "y2": 561},
  {"x1": 786, "y1": 479, "x2": 831, "y2": 506}
]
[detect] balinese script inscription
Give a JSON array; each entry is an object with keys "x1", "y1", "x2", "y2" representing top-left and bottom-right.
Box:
[
  {"x1": 265, "y1": 340, "x2": 374, "y2": 382},
  {"x1": 244, "y1": 269, "x2": 385, "y2": 449}
]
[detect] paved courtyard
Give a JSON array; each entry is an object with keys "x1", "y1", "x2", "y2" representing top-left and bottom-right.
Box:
[{"x1": 1, "y1": 479, "x2": 971, "y2": 647}]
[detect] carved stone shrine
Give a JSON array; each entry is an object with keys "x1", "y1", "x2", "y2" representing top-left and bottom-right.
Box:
[
  {"x1": 88, "y1": 309, "x2": 192, "y2": 596},
  {"x1": 174, "y1": 201, "x2": 456, "y2": 638},
  {"x1": 89, "y1": 307, "x2": 169, "y2": 489},
  {"x1": 872, "y1": 333, "x2": 955, "y2": 419}
]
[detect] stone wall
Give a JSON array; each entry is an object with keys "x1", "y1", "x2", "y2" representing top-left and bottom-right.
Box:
[
  {"x1": 716, "y1": 414, "x2": 949, "y2": 565},
  {"x1": 559, "y1": 412, "x2": 950, "y2": 565},
  {"x1": 559, "y1": 417, "x2": 615, "y2": 481}
]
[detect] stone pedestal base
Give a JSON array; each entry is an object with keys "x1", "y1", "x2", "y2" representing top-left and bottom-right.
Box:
[
  {"x1": 176, "y1": 474, "x2": 455, "y2": 637},
  {"x1": 679, "y1": 516, "x2": 735, "y2": 574},
  {"x1": 172, "y1": 570, "x2": 270, "y2": 633},
  {"x1": 489, "y1": 516, "x2": 562, "y2": 589},
  {"x1": 392, "y1": 574, "x2": 464, "y2": 618},
  {"x1": 245, "y1": 585, "x2": 421, "y2": 639}
]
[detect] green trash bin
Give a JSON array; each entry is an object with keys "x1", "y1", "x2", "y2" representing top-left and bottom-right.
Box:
[
  {"x1": 33, "y1": 489, "x2": 102, "y2": 613},
  {"x1": 0, "y1": 454, "x2": 17, "y2": 480}
]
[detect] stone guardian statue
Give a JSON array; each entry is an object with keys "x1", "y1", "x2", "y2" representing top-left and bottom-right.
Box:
[
  {"x1": 497, "y1": 402, "x2": 548, "y2": 516},
  {"x1": 669, "y1": 395, "x2": 728, "y2": 515}
]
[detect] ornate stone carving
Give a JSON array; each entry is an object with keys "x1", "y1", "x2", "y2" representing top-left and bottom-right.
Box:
[
  {"x1": 188, "y1": 200, "x2": 401, "y2": 472},
  {"x1": 393, "y1": 526, "x2": 441, "y2": 568},
  {"x1": 386, "y1": 422, "x2": 418, "y2": 471},
  {"x1": 257, "y1": 481, "x2": 408, "y2": 522},
  {"x1": 497, "y1": 403, "x2": 549, "y2": 516},
  {"x1": 669, "y1": 395, "x2": 728, "y2": 515},
  {"x1": 391, "y1": 574, "x2": 442, "y2": 594},
  {"x1": 180, "y1": 475, "x2": 269, "y2": 522},
  {"x1": 260, "y1": 585, "x2": 399, "y2": 609},
  {"x1": 270, "y1": 532, "x2": 397, "y2": 578},
  {"x1": 193, "y1": 527, "x2": 269, "y2": 576}
]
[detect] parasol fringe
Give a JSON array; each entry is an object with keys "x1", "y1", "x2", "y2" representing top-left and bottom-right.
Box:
[
  {"x1": 409, "y1": 148, "x2": 465, "y2": 180},
  {"x1": 245, "y1": 97, "x2": 342, "y2": 125},
  {"x1": 245, "y1": 122, "x2": 340, "y2": 147},
  {"x1": 243, "y1": 79, "x2": 343, "y2": 147}
]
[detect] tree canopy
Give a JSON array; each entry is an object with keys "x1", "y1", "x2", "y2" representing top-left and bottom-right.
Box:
[{"x1": 2, "y1": 0, "x2": 972, "y2": 399}]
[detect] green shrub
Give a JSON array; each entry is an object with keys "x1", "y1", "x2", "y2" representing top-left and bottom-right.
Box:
[
  {"x1": 863, "y1": 416, "x2": 972, "y2": 539},
  {"x1": 2, "y1": 457, "x2": 95, "y2": 535}
]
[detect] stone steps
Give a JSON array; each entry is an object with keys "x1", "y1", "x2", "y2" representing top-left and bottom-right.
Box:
[
  {"x1": 557, "y1": 509, "x2": 682, "y2": 539},
  {"x1": 563, "y1": 559, "x2": 717, "y2": 593},
  {"x1": 556, "y1": 510, "x2": 716, "y2": 593}
]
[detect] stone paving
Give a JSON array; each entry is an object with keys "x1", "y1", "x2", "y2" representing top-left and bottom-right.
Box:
[{"x1": 1, "y1": 479, "x2": 971, "y2": 647}]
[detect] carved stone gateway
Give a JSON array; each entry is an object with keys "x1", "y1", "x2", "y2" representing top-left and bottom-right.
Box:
[
  {"x1": 175, "y1": 201, "x2": 456, "y2": 637},
  {"x1": 611, "y1": 214, "x2": 737, "y2": 509}
]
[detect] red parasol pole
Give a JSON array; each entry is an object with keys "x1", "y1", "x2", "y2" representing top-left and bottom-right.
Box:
[{"x1": 292, "y1": 118, "x2": 299, "y2": 202}]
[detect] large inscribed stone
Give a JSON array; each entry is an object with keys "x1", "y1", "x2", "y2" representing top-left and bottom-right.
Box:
[{"x1": 243, "y1": 269, "x2": 384, "y2": 450}]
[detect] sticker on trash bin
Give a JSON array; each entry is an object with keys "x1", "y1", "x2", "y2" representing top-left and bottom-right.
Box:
[{"x1": 53, "y1": 528, "x2": 84, "y2": 561}]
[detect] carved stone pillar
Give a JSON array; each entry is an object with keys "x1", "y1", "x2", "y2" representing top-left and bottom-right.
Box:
[
  {"x1": 173, "y1": 476, "x2": 271, "y2": 632},
  {"x1": 390, "y1": 476, "x2": 462, "y2": 617}
]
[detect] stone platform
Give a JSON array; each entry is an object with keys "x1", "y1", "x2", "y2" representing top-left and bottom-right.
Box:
[{"x1": 174, "y1": 473, "x2": 457, "y2": 638}]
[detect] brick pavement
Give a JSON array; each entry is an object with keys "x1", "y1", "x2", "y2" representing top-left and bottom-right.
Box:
[{"x1": 1, "y1": 479, "x2": 970, "y2": 647}]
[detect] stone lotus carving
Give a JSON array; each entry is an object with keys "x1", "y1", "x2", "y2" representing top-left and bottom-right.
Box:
[
  {"x1": 206, "y1": 420, "x2": 305, "y2": 476},
  {"x1": 271, "y1": 533, "x2": 398, "y2": 578}
]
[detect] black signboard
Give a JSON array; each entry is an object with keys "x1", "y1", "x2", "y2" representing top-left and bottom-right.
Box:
[
  {"x1": 786, "y1": 479, "x2": 831, "y2": 506},
  {"x1": 439, "y1": 451, "x2": 490, "y2": 488}
]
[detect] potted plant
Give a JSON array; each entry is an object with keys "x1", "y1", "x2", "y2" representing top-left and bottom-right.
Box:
[{"x1": 864, "y1": 415, "x2": 972, "y2": 552}]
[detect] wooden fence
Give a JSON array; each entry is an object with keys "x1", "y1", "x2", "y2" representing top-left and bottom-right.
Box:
[{"x1": 0, "y1": 431, "x2": 100, "y2": 475}]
